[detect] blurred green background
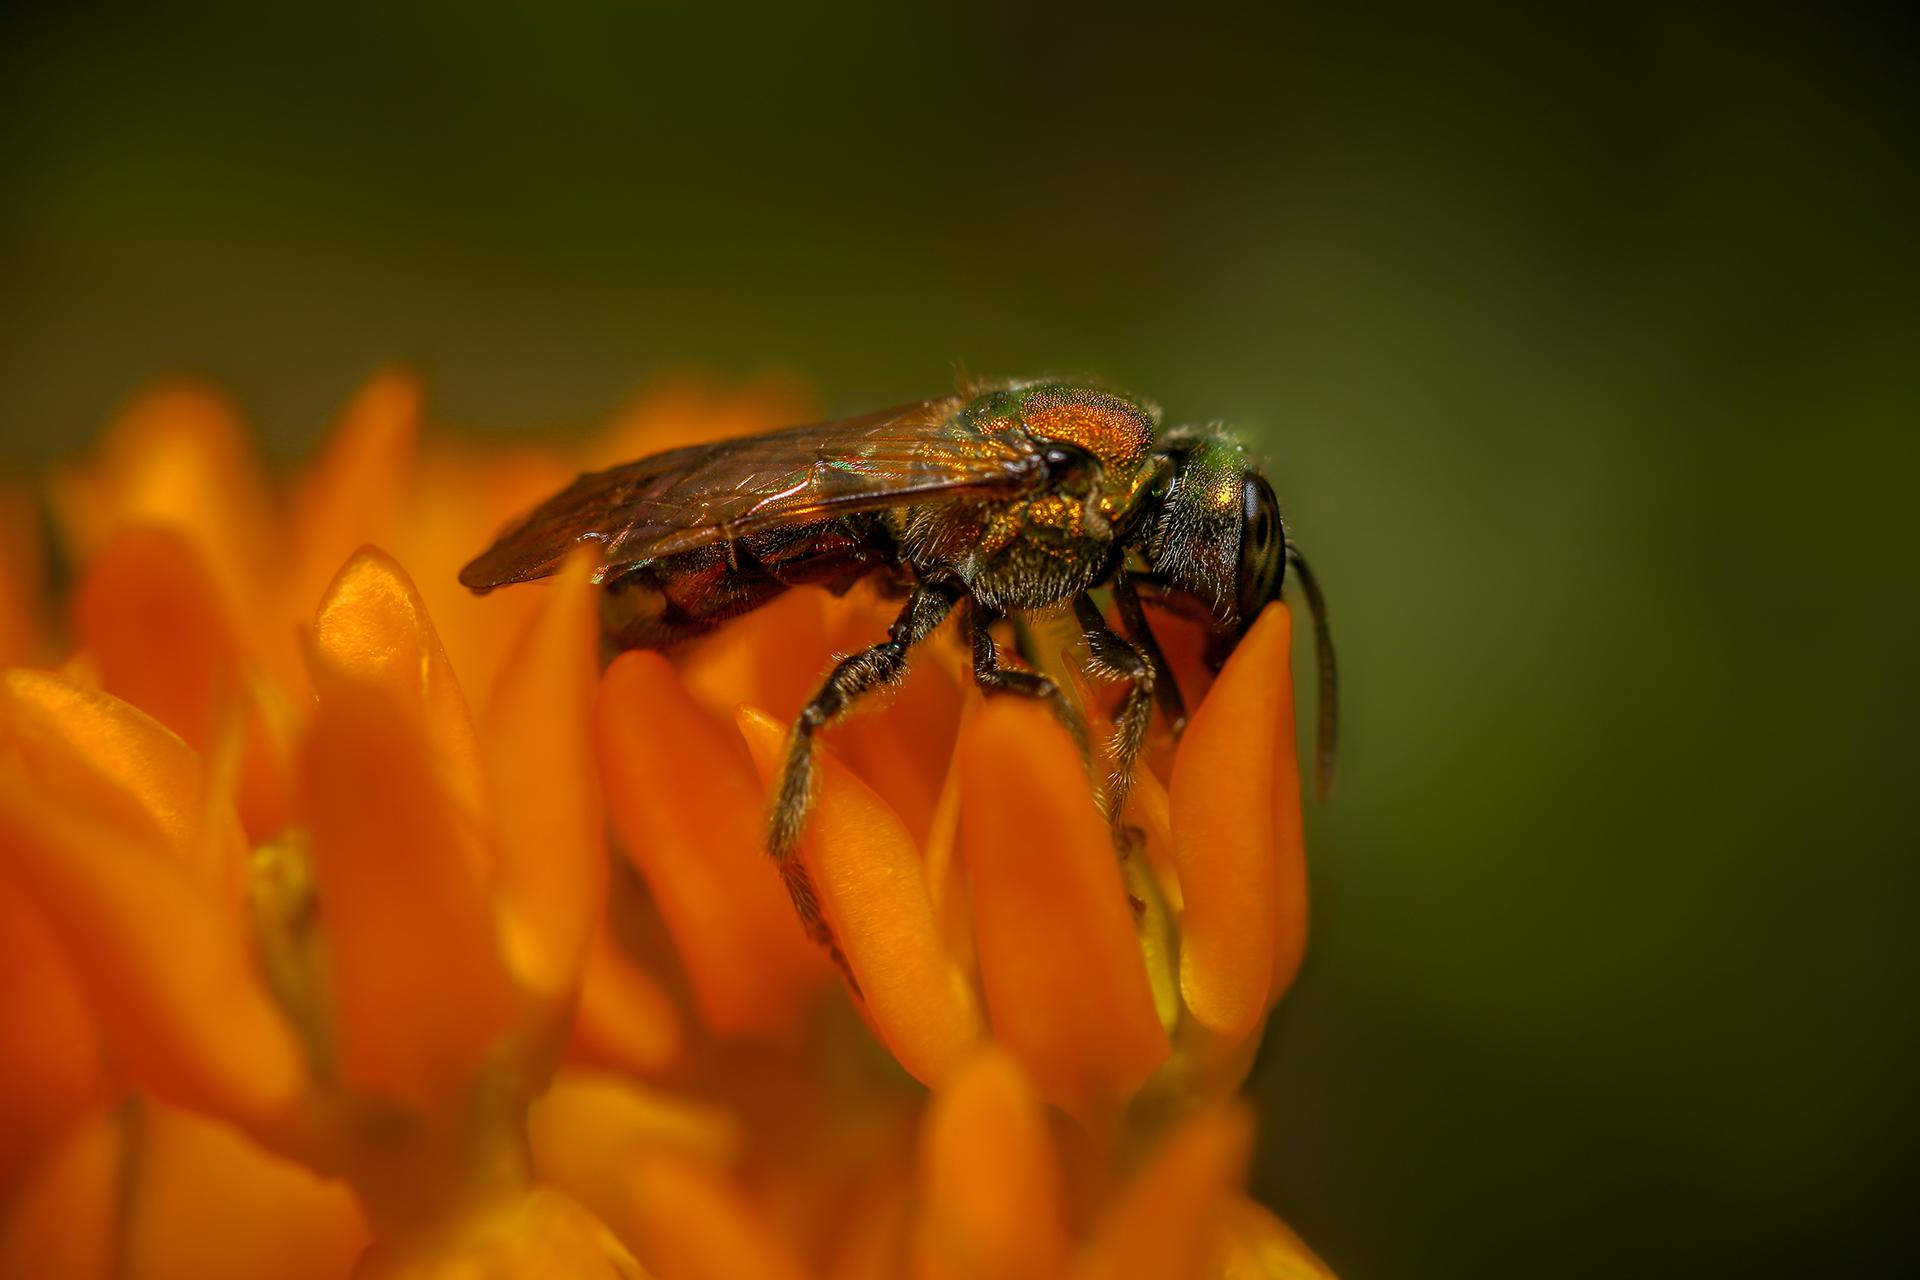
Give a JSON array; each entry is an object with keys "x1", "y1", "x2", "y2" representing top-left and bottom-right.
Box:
[{"x1": 4, "y1": 2, "x2": 1914, "y2": 1274}]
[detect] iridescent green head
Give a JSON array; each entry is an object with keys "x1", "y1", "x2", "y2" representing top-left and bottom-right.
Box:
[{"x1": 1144, "y1": 428, "x2": 1285, "y2": 633}]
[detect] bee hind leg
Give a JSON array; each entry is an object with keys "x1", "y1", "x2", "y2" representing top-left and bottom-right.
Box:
[{"x1": 770, "y1": 578, "x2": 962, "y2": 988}]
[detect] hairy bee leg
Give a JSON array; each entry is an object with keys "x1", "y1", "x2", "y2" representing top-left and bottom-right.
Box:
[
  {"x1": 771, "y1": 580, "x2": 961, "y2": 985},
  {"x1": 967, "y1": 603, "x2": 1089, "y2": 763},
  {"x1": 1112, "y1": 570, "x2": 1187, "y2": 735},
  {"x1": 1073, "y1": 592, "x2": 1154, "y2": 824}
]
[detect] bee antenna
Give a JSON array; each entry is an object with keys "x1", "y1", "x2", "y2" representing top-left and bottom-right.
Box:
[{"x1": 1284, "y1": 541, "x2": 1338, "y2": 800}]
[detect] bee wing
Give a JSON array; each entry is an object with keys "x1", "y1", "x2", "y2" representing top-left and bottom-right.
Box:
[{"x1": 460, "y1": 396, "x2": 1047, "y2": 591}]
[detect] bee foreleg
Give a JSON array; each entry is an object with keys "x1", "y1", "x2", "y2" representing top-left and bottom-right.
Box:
[
  {"x1": 1073, "y1": 592, "x2": 1154, "y2": 823},
  {"x1": 1112, "y1": 569, "x2": 1187, "y2": 736},
  {"x1": 967, "y1": 602, "x2": 1089, "y2": 764},
  {"x1": 770, "y1": 579, "x2": 962, "y2": 985}
]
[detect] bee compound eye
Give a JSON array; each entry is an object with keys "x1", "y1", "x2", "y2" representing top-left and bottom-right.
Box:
[{"x1": 1236, "y1": 474, "x2": 1283, "y2": 622}]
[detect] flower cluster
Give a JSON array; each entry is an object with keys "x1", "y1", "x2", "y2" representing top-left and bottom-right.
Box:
[{"x1": 0, "y1": 372, "x2": 1331, "y2": 1278}]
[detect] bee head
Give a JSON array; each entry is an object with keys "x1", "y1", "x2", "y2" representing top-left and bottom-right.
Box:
[{"x1": 1144, "y1": 430, "x2": 1285, "y2": 635}]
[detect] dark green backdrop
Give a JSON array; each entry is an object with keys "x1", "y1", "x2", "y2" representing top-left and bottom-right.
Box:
[{"x1": 5, "y1": 3, "x2": 1913, "y2": 1274}]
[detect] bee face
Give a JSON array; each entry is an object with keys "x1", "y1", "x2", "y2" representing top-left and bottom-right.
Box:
[{"x1": 1144, "y1": 429, "x2": 1261, "y2": 627}]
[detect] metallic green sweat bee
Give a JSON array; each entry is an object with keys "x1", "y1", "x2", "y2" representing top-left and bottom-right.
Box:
[{"x1": 462, "y1": 381, "x2": 1336, "y2": 980}]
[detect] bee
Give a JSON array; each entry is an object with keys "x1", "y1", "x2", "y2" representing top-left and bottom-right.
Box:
[{"x1": 462, "y1": 381, "x2": 1336, "y2": 977}]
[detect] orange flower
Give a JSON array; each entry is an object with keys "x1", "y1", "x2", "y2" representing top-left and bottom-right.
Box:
[
  {"x1": 602, "y1": 564, "x2": 1313, "y2": 1122},
  {"x1": 0, "y1": 371, "x2": 1331, "y2": 1278}
]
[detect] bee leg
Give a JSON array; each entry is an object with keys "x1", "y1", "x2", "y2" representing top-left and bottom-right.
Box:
[
  {"x1": 770, "y1": 579, "x2": 962, "y2": 986},
  {"x1": 1072, "y1": 592, "x2": 1154, "y2": 824},
  {"x1": 967, "y1": 602, "x2": 1089, "y2": 763},
  {"x1": 1112, "y1": 569, "x2": 1187, "y2": 736}
]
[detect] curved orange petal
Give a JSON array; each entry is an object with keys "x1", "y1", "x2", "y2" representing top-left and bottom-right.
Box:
[
  {"x1": 0, "y1": 877, "x2": 108, "y2": 1198},
  {"x1": 312, "y1": 547, "x2": 483, "y2": 821},
  {"x1": 738, "y1": 706, "x2": 982, "y2": 1086},
  {"x1": 71, "y1": 526, "x2": 291, "y2": 841},
  {"x1": 299, "y1": 672, "x2": 514, "y2": 1115},
  {"x1": 1266, "y1": 615, "x2": 1309, "y2": 1004},
  {"x1": 956, "y1": 698, "x2": 1169, "y2": 1122},
  {"x1": 481, "y1": 552, "x2": 607, "y2": 1002},
  {"x1": 124, "y1": 1102, "x2": 369, "y2": 1280},
  {"x1": 911, "y1": 1047, "x2": 1069, "y2": 1280},
  {"x1": 0, "y1": 772, "x2": 306, "y2": 1127},
  {"x1": 2, "y1": 668, "x2": 248, "y2": 902},
  {"x1": 353, "y1": 1185, "x2": 644, "y2": 1279},
  {"x1": 50, "y1": 380, "x2": 290, "y2": 684},
  {"x1": 291, "y1": 369, "x2": 424, "y2": 618},
  {"x1": 626, "y1": 1151, "x2": 811, "y2": 1280},
  {"x1": 0, "y1": 1109, "x2": 119, "y2": 1280},
  {"x1": 1168, "y1": 605, "x2": 1294, "y2": 1038},
  {"x1": 917, "y1": 718, "x2": 976, "y2": 977},
  {"x1": 829, "y1": 1157, "x2": 915, "y2": 1280},
  {"x1": 1072, "y1": 1106, "x2": 1253, "y2": 1280},
  {"x1": 570, "y1": 924, "x2": 684, "y2": 1074},
  {"x1": 1216, "y1": 1196, "x2": 1335, "y2": 1280},
  {"x1": 677, "y1": 586, "x2": 832, "y2": 726},
  {"x1": 386, "y1": 441, "x2": 573, "y2": 702},
  {"x1": 596, "y1": 652, "x2": 827, "y2": 1037},
  {"x1": 1138, "y1": 610, "x2": 1216, "y2": 783},
  {"x1": 530, "y1": 1070, "x2": 744, "y2": 1258}
]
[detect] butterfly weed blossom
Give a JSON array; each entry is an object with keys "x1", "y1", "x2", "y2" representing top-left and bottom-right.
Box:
[{"x1": 0, "y1": 372, "x2": 1333, "y2": 1278}]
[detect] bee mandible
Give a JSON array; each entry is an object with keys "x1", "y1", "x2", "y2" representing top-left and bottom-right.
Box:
[{"x1": 462, "y1": 381, "x2": 1336, "y2": 979}]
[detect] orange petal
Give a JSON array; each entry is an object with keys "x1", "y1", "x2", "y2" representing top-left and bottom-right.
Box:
[
  {"x1": 1266, "y1": 614, "x2": 1310, "y2": 1004},
  {"x1": 911, "y1": 1047, "x2": 1069, "y2": 1280},
  {"x1": 123, "y1": 1102, "x2": 369, "y2": 1280},
  {"x1": 0, "y1": 1109, "x2": 119, "y2": 1280},
  {"x1": 596, "y1": 652, "x2": 827, "y2": 1036},
  {"x1": 0, "y1": 772, "x2": 306, "y2": 1127},
  {"x1": 1168, "y1": 605, "x2": 1294, "y2": 1037},
  {"x1": 626, "y1": 1151, "x2": 811, "y2": 1280},
  {"x1": 480, "y1": 552, "x2": 607, "y2": 1003},
  {"x1": 354, "y1": 1185, "x2": 643, "y2": 1280},
  {"x1": 570, "y1": 924, "x2": 684, "y2": 1074},
  {"x1": 917, "y1": 714, "x2": 976, "y2": 977},
  {"x1": 291, "y1": 369, "x2": 424, "y2": 618},
  {"x1": 386, "y1": 441, "x2": 574, "y2": 703},
  {"x1": 1215, "y1": 1196, "x2": 1335, "y2": 1280},
  {"x1": 738, "y1": 706, "x2": 982, "y2": 1085},
  {"x1": 312, "y1": 547, "x2": 483, "y2": 821},
  {"x1": 828, "y1": 1157, "x2": 915, "y2": 1280},
  {"x1": 299, "y1": 672, "x2": 514, "y2": 1115},
  {"x1": 50, "y1": 380, "x2": 291, "y2": 685},
  {"x1": 71, "y1": 526, "x2": 291, "y2": 841},
  {"x1": 2, "y1": 668, "x2": 248, "y2": 903},
  {"x1": 0, "y1": 877, "x2": 108, "y2": 1198},
  {"x1": 677, "y1": 586, "x2": 833, "y2": 726},
  {"x1": 956, "y1": 698, "x2": 1169, "y2": 1121},
  {"x1": 530, "y1": 1070, "x2": 743, "y2": 1254},
  {"x1": 1072, "y1": 1106, "x2": 1253, "y2": 1280}
]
